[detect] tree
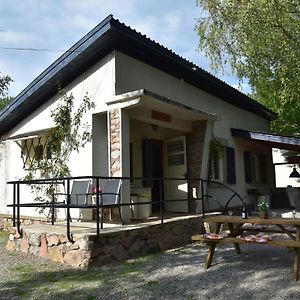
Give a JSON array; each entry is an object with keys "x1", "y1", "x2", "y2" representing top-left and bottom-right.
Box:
[
  {"x1": 0, "y1": 73, "x2": 13, "y2": 111},
  {"x1": 196, "y1": 0, "x2": 300, "y2": 135}
]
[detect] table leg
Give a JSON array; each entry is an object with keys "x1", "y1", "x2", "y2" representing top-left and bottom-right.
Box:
[
  {"x1": 205, "y1": 242, "x2": 216, "y2": 270},
  {"x1": 228, "y1": 222, "x2": 241, "y2": 254},
  {"x1": 204, "y1": 222, "x2": 222, "y2": 270},
  {"x1": 293, "y1": 226, "x2": 300, "y2": 281}
]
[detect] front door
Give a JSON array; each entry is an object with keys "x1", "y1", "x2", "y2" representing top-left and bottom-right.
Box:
[{"x1": 164, "y1": 136, "x2": 188, "y2": 212}]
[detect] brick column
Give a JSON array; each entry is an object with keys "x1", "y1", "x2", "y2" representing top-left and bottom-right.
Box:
[
  {"x1": 109, "y1": 109, "x2": 121, "y2": 177},
  {"x1": 186, "y1": 121, "x2": 207, "y2": 213}
]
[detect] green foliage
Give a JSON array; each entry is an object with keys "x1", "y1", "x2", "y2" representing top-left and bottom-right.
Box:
[
  {"x1": 0, "y1": 73, "x2": 13, "y2": 111},
  {"x1": 210, "y1": 138, "x2": 225, "y2": 160},
  {"x1": 257, "y1": 201, "x2": 269, "y2": 212},
  {"x1": 24, "y1": 87, "x2": 95, "y2": 217},
  {"x1": 196, "y1": 0, "x2": 300, "y2": 135}
]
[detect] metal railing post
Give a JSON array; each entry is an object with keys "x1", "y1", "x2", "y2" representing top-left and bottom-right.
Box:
[
  {"x1": 66, "y1": 178, "x2": 73, "y2": 242},
  {"x1": 13, "y1": 183, "x2": 16, "y2": 227},
  {"x1": 51, "y1": 191, "x2": 55, "y2": 225},
  {"x1": 16, "y1": 182, "x2": 22, "y2": 236},
  {"x1": 96, "y1": 177, "x2": 100, "y2": 236},
  {"x1": 159, "y1": 179, "x2": 164, "y2": 225},
  {"x1": 201, "y1": 179, "x2": 205, "y2": 219}
]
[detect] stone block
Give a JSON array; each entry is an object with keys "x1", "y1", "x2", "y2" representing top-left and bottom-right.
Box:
[
  {"x1": 47, "y1": 234, "x2": 60, "y2": 246},
  {"x1": 69, "y1": 243, "x2": 80, "y2": 250},
  {"x1": 29, "y1": 233, "x2": 41, "y2": 246},
  {"x1": 79, "y1": 250, "x2": 92, "y2": 260},
  {"x1": 40, "y1": 234, "x2": 48, "y2": 258},
  {"x1": 81, "y1": 258, "x2": 91, "y2": 267},
  {"x1": 20, "y1": 238, "x2": 30, "y2": 253},
  {"x1": 120, "y1": 237, "x2": 133, "y2": 249},
  {"x1": 111, "y1": 244, "x2": 129, "y2": 261},
  {"x1": 48, "y1": 246, "x2": 64, "y2": 263},
  {"x1": 59, "y1": 234, "x2": 69, "y2": 244},
  {"x1": 77, "y1": 238, "x2": 92, "y2": 250},
  {"x1": 64, "y1": 250, "x2": 82, "y2": 267},
  {"x1": 128, "y1": 240, "x2": 142, "y2": 255},
  {"x1": 6, "y1": 240, "x2": 16, "y2": 251}
]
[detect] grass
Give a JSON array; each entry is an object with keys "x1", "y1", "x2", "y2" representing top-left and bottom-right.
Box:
[{"x1": 0, "y1": 230, "x2": 166, "y2": 299}]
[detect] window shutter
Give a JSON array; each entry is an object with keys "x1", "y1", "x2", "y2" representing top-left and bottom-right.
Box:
[
  {"x1": 259, "y1": 155, "x2": 268, "y2": 184},
  {"x1": 142, "y1": 139, "x2": 153, "y2": 187},
  {"x1": 226, "y1": 147, "x2": 236, "y2": 184},
  {"x1": 244, "y1": 151, "x2": 252, "y2": 183}
]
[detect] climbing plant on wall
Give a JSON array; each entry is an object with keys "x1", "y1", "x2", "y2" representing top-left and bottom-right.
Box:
[{"x1": 23, "y1": 87, "x2": 95, "y2": 217}]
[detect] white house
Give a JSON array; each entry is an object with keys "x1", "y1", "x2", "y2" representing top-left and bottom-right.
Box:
[{"x1": 1, "y1": 15, "x2": 300, "y2": 222}]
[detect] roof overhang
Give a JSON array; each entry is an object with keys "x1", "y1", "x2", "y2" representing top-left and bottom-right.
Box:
[
  {"x1": 0, "y1": 15, "x2": 276, "y2": 138},
  {"x1": 6, "y1": 128, "x2": 53, "y2": 142},
  {"x1": 231, "y1": 128, "x2": 300, "y2": 151},
  {"x1": 106, "y1": 89, "x2": 218, "y2": 132}
]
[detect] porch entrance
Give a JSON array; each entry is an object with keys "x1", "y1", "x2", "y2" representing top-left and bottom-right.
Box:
[{"x1": 142, "y1": 139, "x2": 164, "y2": 213}]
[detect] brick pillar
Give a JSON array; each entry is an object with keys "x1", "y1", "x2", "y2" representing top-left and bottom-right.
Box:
[
  {"x1": 109, "y1": 109, "x2": 121, "y2": 177},
  {"x1": 186, "y1": 121, "x2": 207, "y2": 213}
]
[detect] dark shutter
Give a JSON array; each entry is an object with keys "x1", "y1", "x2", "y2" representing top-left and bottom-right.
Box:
[
  {"x1": 244, "y1": 151, "x2": 252, "y2": 183},
  {"x1": 142, "y1": 139, "x2": 153, "y2": 187},
  {"x1": 259, "y1": 155, "x2": 268, "y2": 184},
  {"x1": 226, "y1": 147, "x2": 236, "y2": 184}
]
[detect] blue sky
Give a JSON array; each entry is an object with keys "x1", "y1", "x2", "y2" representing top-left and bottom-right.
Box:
[{"x1": 0, "y1": 0, "x2": 249, "y2": 97}]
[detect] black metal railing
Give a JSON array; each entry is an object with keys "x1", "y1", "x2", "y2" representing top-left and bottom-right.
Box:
[
  {"x1": 6, "y1": 176, "x2": 246, "y2": 242},
  {"x1": 7, "y1": 176, "x2": 207, "y2": 242}
]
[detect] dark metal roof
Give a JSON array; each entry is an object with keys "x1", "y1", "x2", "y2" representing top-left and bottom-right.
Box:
[
  {"x1": 231, "y1": 128, "x2": 300, "y2": 151},
  {"x1": 0, "y1": 15, "x2": 277, "y2": 138}
]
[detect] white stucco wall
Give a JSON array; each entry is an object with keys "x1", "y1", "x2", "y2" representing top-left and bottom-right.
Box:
[
  {"x1": 114, "y1": 51, "x2": 274, "y2": 209},
  {"x1": 0, "y1": 53, "x2": 115, "y2": 218}
]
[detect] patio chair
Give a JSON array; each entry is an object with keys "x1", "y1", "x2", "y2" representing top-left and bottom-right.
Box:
[
  {"x1": 52, "y1": 180, "x2": 91, "y2": 221},
  {"x1": 95, "y1": 179, "x2": 123, "y2": 224},
  {"x1": 69, "y1": 180, "x2": 91, "y2": 206}
]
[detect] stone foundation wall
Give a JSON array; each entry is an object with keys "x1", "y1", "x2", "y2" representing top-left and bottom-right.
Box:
[
  {"x1": 0, "y1": 215, "x2": 46, "y2": 232},
  {"x1": 6, "y1": 216, "x2": 203, "y2": 267}
]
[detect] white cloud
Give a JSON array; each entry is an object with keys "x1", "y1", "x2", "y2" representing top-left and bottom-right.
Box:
[
  {"x1": 0, "y1": 30, "x2": 41, "y2": 46},
  {"x1": 0, "y1": 0, "x2": 240, "y2": 97}
]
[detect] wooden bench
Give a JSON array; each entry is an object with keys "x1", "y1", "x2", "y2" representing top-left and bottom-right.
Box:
[{"x1": 192, "y1": 215, "x2": 300, "y2": 281}]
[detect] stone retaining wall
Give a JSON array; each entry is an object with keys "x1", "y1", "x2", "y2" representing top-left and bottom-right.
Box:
[
  {"x1": 0, "y1": 215, "x2": 46, "y2": 232},
  {"x1": 6, "y1": 216, "x2": 203, "y2": 267}
]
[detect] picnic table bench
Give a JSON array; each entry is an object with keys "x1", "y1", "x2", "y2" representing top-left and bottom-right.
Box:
[{"x1": 192, "y1": 215, "x2": 300, "y2": 281}]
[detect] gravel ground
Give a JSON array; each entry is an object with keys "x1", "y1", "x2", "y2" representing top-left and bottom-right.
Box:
[{"x1": 1, "y1": 231, "x2": 300, "y2": 299}]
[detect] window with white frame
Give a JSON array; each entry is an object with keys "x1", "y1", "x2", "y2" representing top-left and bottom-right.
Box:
[{"x1": 209, "y1": 140, "x2": 236, "y2": 184}]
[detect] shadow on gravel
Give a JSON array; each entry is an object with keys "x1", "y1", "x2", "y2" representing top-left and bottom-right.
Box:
[{"x1": 1, "y1": 242, "x2": 300, "y2": 299}]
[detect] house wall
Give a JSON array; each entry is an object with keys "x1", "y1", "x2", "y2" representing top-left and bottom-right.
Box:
[
  {"x1": 114, "y1": 51, "x2": 274, "y2": 210},
  {"x1": 0, "y1": 54, "x2": 116, "y2": 218}
]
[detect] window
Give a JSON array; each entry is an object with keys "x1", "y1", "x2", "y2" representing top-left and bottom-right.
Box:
[
  {"x1": 21, "y1": 135, "x2": 51, "y2": 170},
  {"x1": 210, "y1": 150, "x2": 225, "y2": 181},
  {"x1": 166, "y1": 140, "x2": 185, "y2": 167},
  {"x1": 209, "y1": 144, "x2": 236, "y2": 184},
  {"x1": 244, "y1": 151, "x2": 268, "y2": 184}
]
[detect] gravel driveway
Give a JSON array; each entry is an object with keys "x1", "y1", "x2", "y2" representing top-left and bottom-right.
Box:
[{"x1": 1, "y1": 230, "x2": 300, "y2": 299}]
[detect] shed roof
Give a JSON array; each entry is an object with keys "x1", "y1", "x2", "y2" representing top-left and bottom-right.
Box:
[
  {"x1": 0, "y1": 15, "x2": 277, "y2": 138},
  {"x1": 231, "y1": 128, "x2": 300, "y2": 151}
]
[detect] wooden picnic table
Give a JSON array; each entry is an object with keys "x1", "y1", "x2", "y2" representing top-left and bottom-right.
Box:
[{"x1": 192, "y1": 215, "x2": 300, "y2": 281}]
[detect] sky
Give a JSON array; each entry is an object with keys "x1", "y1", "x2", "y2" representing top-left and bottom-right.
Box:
[{"x1": 0, "y1": 0, "x2": 249, "y2": 98}]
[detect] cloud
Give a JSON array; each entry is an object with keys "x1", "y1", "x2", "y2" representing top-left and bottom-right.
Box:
[
  {"x1": 0, "y1": 30, "x2": 41, "y2": 46},
  {"x1": 0, "y1": 0, "x2": 240, "y2": 97}
]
